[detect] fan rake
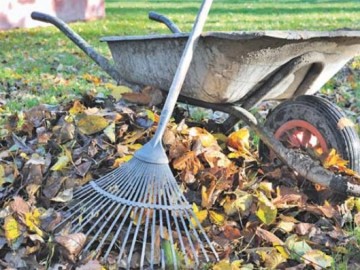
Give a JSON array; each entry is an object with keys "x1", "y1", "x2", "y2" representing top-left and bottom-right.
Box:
[{"x1": 54, "y1": 0, "x2": 219, "y2": 268}]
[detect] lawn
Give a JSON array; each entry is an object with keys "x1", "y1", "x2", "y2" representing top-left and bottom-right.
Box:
[
  {"x1": 1, "y1": 0, "x2": 360, "y2": 112},
  {"x1": 1, "y1": 1, "x2": 360, "y2": 269}
]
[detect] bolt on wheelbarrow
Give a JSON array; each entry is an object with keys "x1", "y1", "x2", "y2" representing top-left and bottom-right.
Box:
[{"x1": 31, "y1": 5, "x2": 360, "y2": 268}]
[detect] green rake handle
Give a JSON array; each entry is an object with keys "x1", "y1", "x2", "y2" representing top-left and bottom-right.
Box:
[{"x1": 134, "y1": 0, "x2": 213, "y2": 163}]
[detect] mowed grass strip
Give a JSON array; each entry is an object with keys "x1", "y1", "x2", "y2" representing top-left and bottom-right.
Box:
[{"x1": 0, "y1": 0, "x2": 360, "y2": 112}]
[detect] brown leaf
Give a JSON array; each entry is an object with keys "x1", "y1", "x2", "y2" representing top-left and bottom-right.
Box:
[
  {"x1": 172, "y1": 151, "x2": 203, "y2": 175},
  {"x1": 354, "y1": 212, "x2": 360, "y2": 226},
  {"x1": 55, "y1": 233, "x2": 86, "y2": 256},
  {"x1": 122, "y1": 92, "x2": 150, "y2": 105},
  {"x1": 76, "y1": 260, "x2": 104, "y2": 270},
  {"x1": 295, "y1": 223, "x2": 315, "y2": 236},
  {"x1": 10, "y1": 196, "x2": 30, "y2": 217},
  {"x1": 337, "y1": 117, "x2": 355, "y2": 130},
  {"x1": 222, "y1": 224, "x2": 241, "y2": 240},
  {"x1": 256, "y1": 227, "x2": 289, "y2": 259}
]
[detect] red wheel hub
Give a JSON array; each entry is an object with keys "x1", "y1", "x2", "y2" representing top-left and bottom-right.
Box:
[{"x1": 274, "y1": 120, "x2": 328, "y2": 154}]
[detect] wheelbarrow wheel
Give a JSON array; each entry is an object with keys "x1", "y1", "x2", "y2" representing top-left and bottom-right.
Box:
[{"x1": 259, "y1": 95, "x2": 360, "y2": 202}]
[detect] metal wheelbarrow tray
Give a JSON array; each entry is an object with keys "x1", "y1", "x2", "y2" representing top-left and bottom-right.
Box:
[
  {"x1": 31, "y1": 12, "x2": 360, "y2": 198},
  {"x1": 102, "y1": 30, "x2": 360, "y2": 107}
]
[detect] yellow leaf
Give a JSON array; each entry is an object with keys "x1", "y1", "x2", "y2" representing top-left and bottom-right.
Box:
[
  {"x1": 113, "y1": 155, "x2": 133, "y2": 167},
  {"x1": 213, "y1": 259, "x2": 243, "y2": 270},
  {"x1": 256, "y1": 192, "x2": 277, "y2": 225},
  {"x1": 190, "y1": 203, "x2": 208, "y2": 228},
  {"x1": 4, "y1": 216, "x2": 21, "y2": 241},
  {"x1": 25, "y1": 208, "x2": 44, "y2": 237},
  {"x1": 106, "y1": 84, "x2": 132, "y2": 100},
  {"x1": 104, "y1": 122, "x2": 116, "y2": 143},
  {"x1": 128, "y1": 144, "x2": 143, "y2": 151},
  {"x1": 0, "y1": 164, "x2": 5, "y2": 188},
  {"x1": 323, "y1": 148, "x2": 348, "y2": 170},
  {"x1": 83, "y1": 73, "x2": 101, "y2": 85},
  {"x1": 258, "y1": 249, "x2": 286, "y2": 270},
  {"x1": 227, "y1": 128, "x2": 250, "y2": 150},
  {"x1": 188, "y1": 127, "x2": 217, "y2": 147},
  {"x1": 69, "y1": 100, "x2": 86, "y2": 116},
  {"x1": 209, "y1": 210, "x2": 226, "y2": 226},
  {"x1": 51, "y1": 154, "x2": 70, "y2": 171},
  {"x1": 302, "y1": 250, "x2": 333, "y2": 269},
  {"x1": 77, "y1": 115, "x2": 109, "y2": 135}
]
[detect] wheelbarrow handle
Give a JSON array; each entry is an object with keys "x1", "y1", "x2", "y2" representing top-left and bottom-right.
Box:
[
  {"x1": 30, "y1": 11, "x2": 122, "y2": 83},
  {"x1": 148, "y1": 11, "x2": 182, "y2": 33}
]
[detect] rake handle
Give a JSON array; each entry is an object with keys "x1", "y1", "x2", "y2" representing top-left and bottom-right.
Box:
[{"x1": 152, "y1": 0, "x2": 213, "y2": 145}]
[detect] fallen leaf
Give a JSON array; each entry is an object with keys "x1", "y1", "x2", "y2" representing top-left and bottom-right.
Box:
[
  {"x1": 227, "y1": 128, "x2": 250, "y2": 150},
  {"x1": 209, "y1": 210, "x2": 226, "y2": 226},
  {"x1": 223, "y1": 225, "x2": 241, "y2": 240},
  {"x1": 258, "y1": 249, "x2": 286, "y2": 270},
  {"x1": 188, "y1": 127, "x2": 217, "y2": 147},
  {"x1": 256, "y1": 192, "x2": 277, "y2": 225},
  {"x1": 77, "y1": 115, "x2": 109, "y2": 135},
  {"x1": 51, "y1": 154, "x2": 70, "y2": 171},
  {"x1": 322, "y1": 148, "x2": 349, "y2": 171},
  {"x1": 285, "y1": 235, "x2": 312, "y2": 261},
  {"x1": 76, "y1": 260, "x2": 105, "y2": 270},
  {"x1": 106, "y1": 84, "x2": 132, "y2": 100},
  {"x1": 104, "y1": 122, "x2": 116, "y2": 143},
  {"x1": 23, "y1": 209, "x2": 44, "y2": 238},
  {"x1": 302, "y1": 249, "x2": 333, "y2": 270},
  {"x1": 256, "y1": 227, "x2": 289, "y2": 259},
  {"x1": 337, "y1": 117, "x2": 355, "y2": 130},
  {"x1": 83, "y1": 73, "x2": 101, "y2": 85},
  {"x1": 4, "y1": 216, "x2": 22, "y2": 242},
  {"x1": 190, "y1": 203, "x2": 208, "y2": 228},
  {"x1": 69, "y1": 100, "x2": 86, "y2": 115},
  {"x1": 10, "y1": 196, "x2": 30, "y2": 216},
  {"x1": 172, "y1": 151, "x2": 203, "y2": 175},
  {"x1": 55, "y1": 233, "x2": 86, "y2": 256},
  {"x1": 51, "y1": 188, "x2": 73, "y2": 203}
]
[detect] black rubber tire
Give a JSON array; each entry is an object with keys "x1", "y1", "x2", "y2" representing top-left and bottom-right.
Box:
[{"x1": 259, "y1": 95, "x2": 360, "y2": 201}]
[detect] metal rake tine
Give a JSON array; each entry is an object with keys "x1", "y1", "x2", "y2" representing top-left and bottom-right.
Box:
[
  {"x1": 163, "y1": 177, "x2": 199, "y2": 263},
  {"x1": 55, "y1": 193, "x2": 106, "y2": 230},
  {"x1": 57, "y1": 161, "x2": 140, "y2": 231},
  {"x1": 164, "y1": 172, "x2": 212, "y2": 262},
  {"x1": 157, "y1": 180, "x2": 166, "y2": 269},
  {"x1": 159, "y1": 175, "x2": 178, "y2": 270},
  {"x1": 139, "y1": 174, "x2": 155, "y2": 268},
  {"x1": 116, "y1": 164, "x2": 153, "y2": 266},
  {"x1": 85, "y1": 161, "x2": 150, "y2": 254},
  {"x1": 126, "y1": 165, "x2": 156, "y2": 267},
  {"x1": 103, "y1": 206, "x2": 132, "y2": 259},
  {"x1": 163, "y1": 180, "x2": 192, "y2": 267},
  {"x1": 178, "y1": 211, "x2": 199, "y2": 265},
  {"x1": 149, "y1": 179, "x2": 159, "y2": 269},
  {"x1": 73, "y1": 165, "x2": 145, "y2": 233},
  {"x1": 127, "y1": 207, "x2": 145, "y2": 267}
]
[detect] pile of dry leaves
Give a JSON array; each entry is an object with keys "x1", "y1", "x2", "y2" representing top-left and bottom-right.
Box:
[{"x1": 0, "y1": 84, "x2": 360, "y2": 270}]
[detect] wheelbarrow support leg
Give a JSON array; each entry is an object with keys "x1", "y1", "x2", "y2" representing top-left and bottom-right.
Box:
[{"x1": 227, "y1": 105, "x2": 360, "y2": 197}]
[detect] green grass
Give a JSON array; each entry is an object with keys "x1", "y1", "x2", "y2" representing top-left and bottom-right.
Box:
[{"x1": 1, "y1": 0, "x2": 360, "y2": 111}]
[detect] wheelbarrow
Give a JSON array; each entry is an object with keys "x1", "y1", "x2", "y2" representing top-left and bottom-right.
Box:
[{"x1": 31, "y1": 11, "x2": 360, "y2": 199}]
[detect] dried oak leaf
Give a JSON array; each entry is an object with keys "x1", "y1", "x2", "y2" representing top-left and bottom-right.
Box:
[
  {"x1": 172, "y1": 151, "x2": 203, "y2": 175},
  {"x1": 55, "y1": 233, "x2": 86, "y2": 257}
]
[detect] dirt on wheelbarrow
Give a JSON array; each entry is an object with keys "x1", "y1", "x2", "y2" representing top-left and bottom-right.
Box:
[{"x1": 0, "y1": 63, "x2": 360, "y2": 269}]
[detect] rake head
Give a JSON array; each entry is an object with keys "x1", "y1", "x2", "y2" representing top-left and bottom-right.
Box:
[{"x1": 55, "y1": 156, "x2": 219, "y2": 269}]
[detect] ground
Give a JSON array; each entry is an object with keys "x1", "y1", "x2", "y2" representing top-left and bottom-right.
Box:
[{"x1": 0, "y1": 1, "x2": 360, "y2": 269}]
